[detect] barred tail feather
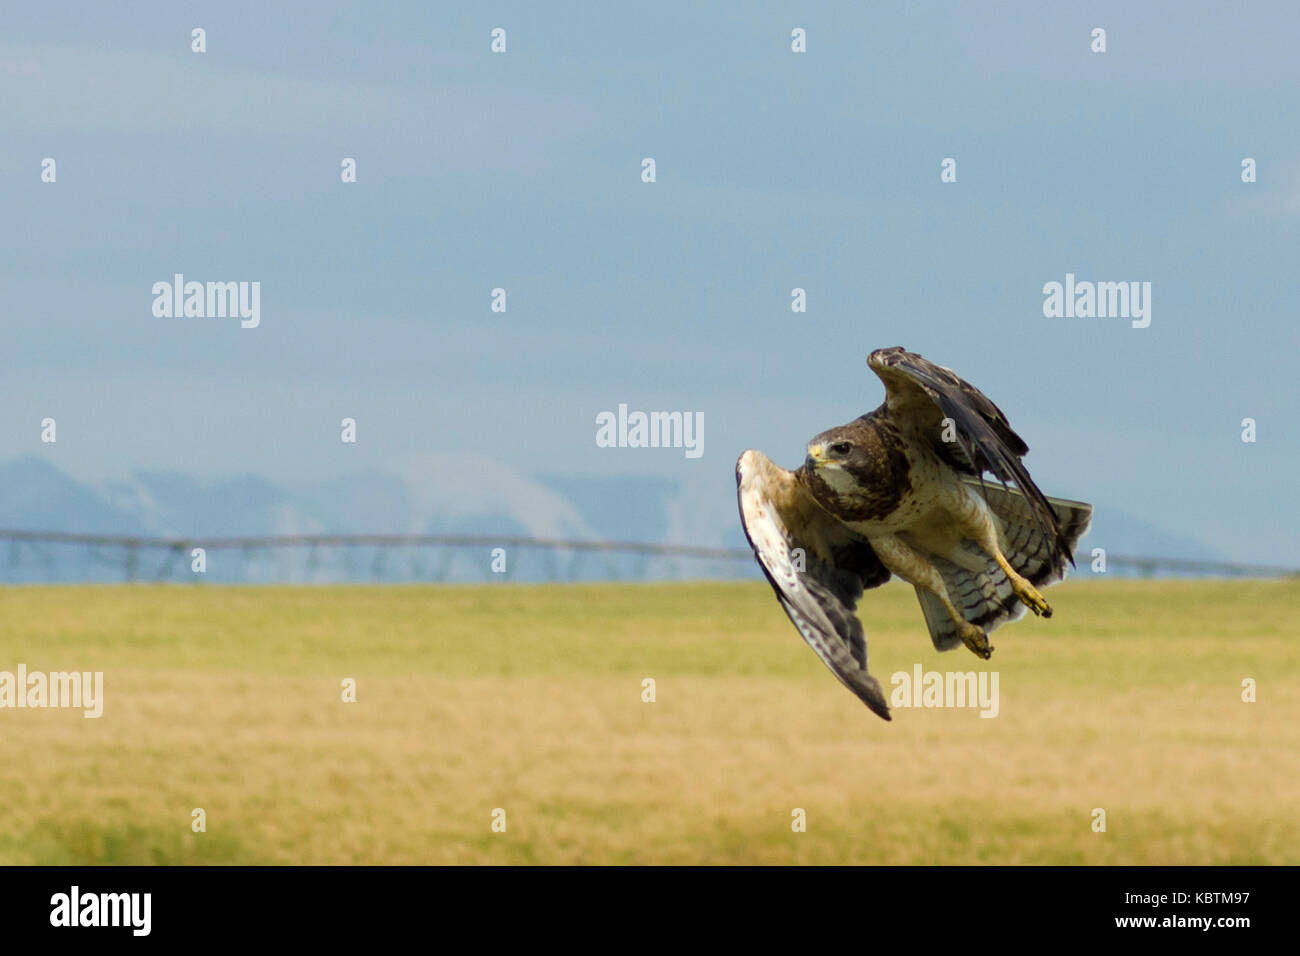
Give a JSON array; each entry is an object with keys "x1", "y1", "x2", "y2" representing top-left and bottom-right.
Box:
[
  {"x1": 916, "y1": 553, "x2": 1026, "y2": 651},
  {"x1": 970, "y1": 479, "x2": 1093, "y2": 586},
  {"x1": 915, "y1": 588, "x2": 964, "y2": 651}
]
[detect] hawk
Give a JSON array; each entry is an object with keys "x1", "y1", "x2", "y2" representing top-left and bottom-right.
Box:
[{"x1": 736, "y1": 347, "x2": 1092, "y2": 720}]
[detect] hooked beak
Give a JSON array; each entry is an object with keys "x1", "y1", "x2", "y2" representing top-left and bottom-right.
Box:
[{"x1": 804, "y1": 443, "x2": 827, "y2": 469}]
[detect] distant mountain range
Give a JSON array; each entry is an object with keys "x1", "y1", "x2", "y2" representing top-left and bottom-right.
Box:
[{"x1": 0, "y1": 456, "x2": 1221, "y2": 582}]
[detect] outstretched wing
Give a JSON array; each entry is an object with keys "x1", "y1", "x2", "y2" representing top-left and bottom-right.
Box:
[
  {"x1": 735, "y1": 449, "x2": 893, "y2": 719},
  {"x1": 868, "y1": 346, "x2": 1071, "y2": 569}
]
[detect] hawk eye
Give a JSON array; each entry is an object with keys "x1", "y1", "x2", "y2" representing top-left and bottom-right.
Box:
[{"x1": 830, "y1": 441, "x2": 852, "y2": 455}]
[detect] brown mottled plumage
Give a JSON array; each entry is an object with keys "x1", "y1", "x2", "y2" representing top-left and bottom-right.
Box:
[{"x1": 736, "y1": 347, "x2": 1092, "y2": 720}]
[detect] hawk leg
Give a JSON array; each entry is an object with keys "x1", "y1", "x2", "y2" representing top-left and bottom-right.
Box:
[
  {"x1": 870, "y1": 533, "x2": 993, "y2": 660},
  {"x1": 991, "y1": 551, "x2": 1052, "y2": 618},
  {"x1": 952, "y1": 615, "x2": 993, "y2": 660},
  {"x1": 954, "y1": 487, "x2": 1054, "y2": 618}
]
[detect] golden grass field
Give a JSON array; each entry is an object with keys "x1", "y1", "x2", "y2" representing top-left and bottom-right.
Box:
[{"x1": 0, "y1": 579, "x2": 1296, "y2": 865}]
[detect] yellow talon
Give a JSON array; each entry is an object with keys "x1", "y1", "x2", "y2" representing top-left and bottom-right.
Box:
[
  {"x1": 1013, "y1": 580, "x2": 1052, "y2": 617},
  {"x1": 993, "y1": 553, "x2": 1053, "y2": 618},
  {"x1": 958, "y1": 621, "x2": 993, "y2": 660}
]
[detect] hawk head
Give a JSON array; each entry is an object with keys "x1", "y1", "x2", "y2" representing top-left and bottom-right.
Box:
[
  {"x1": 798, "y1": 419, "x2": 912, "y2": 522},
  {"x1": 804, "y1": 426, "x2": 872, "y2": 487}
]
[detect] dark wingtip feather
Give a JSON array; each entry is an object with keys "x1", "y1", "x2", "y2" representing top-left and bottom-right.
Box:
[{"x1": 878, "y1": 350, "x2": 1071, "y2": 570}]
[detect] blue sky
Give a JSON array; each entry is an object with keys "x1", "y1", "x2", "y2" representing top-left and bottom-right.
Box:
[{"x1": 1, "y1": 2, "x2": 1297, "y2": 563}]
